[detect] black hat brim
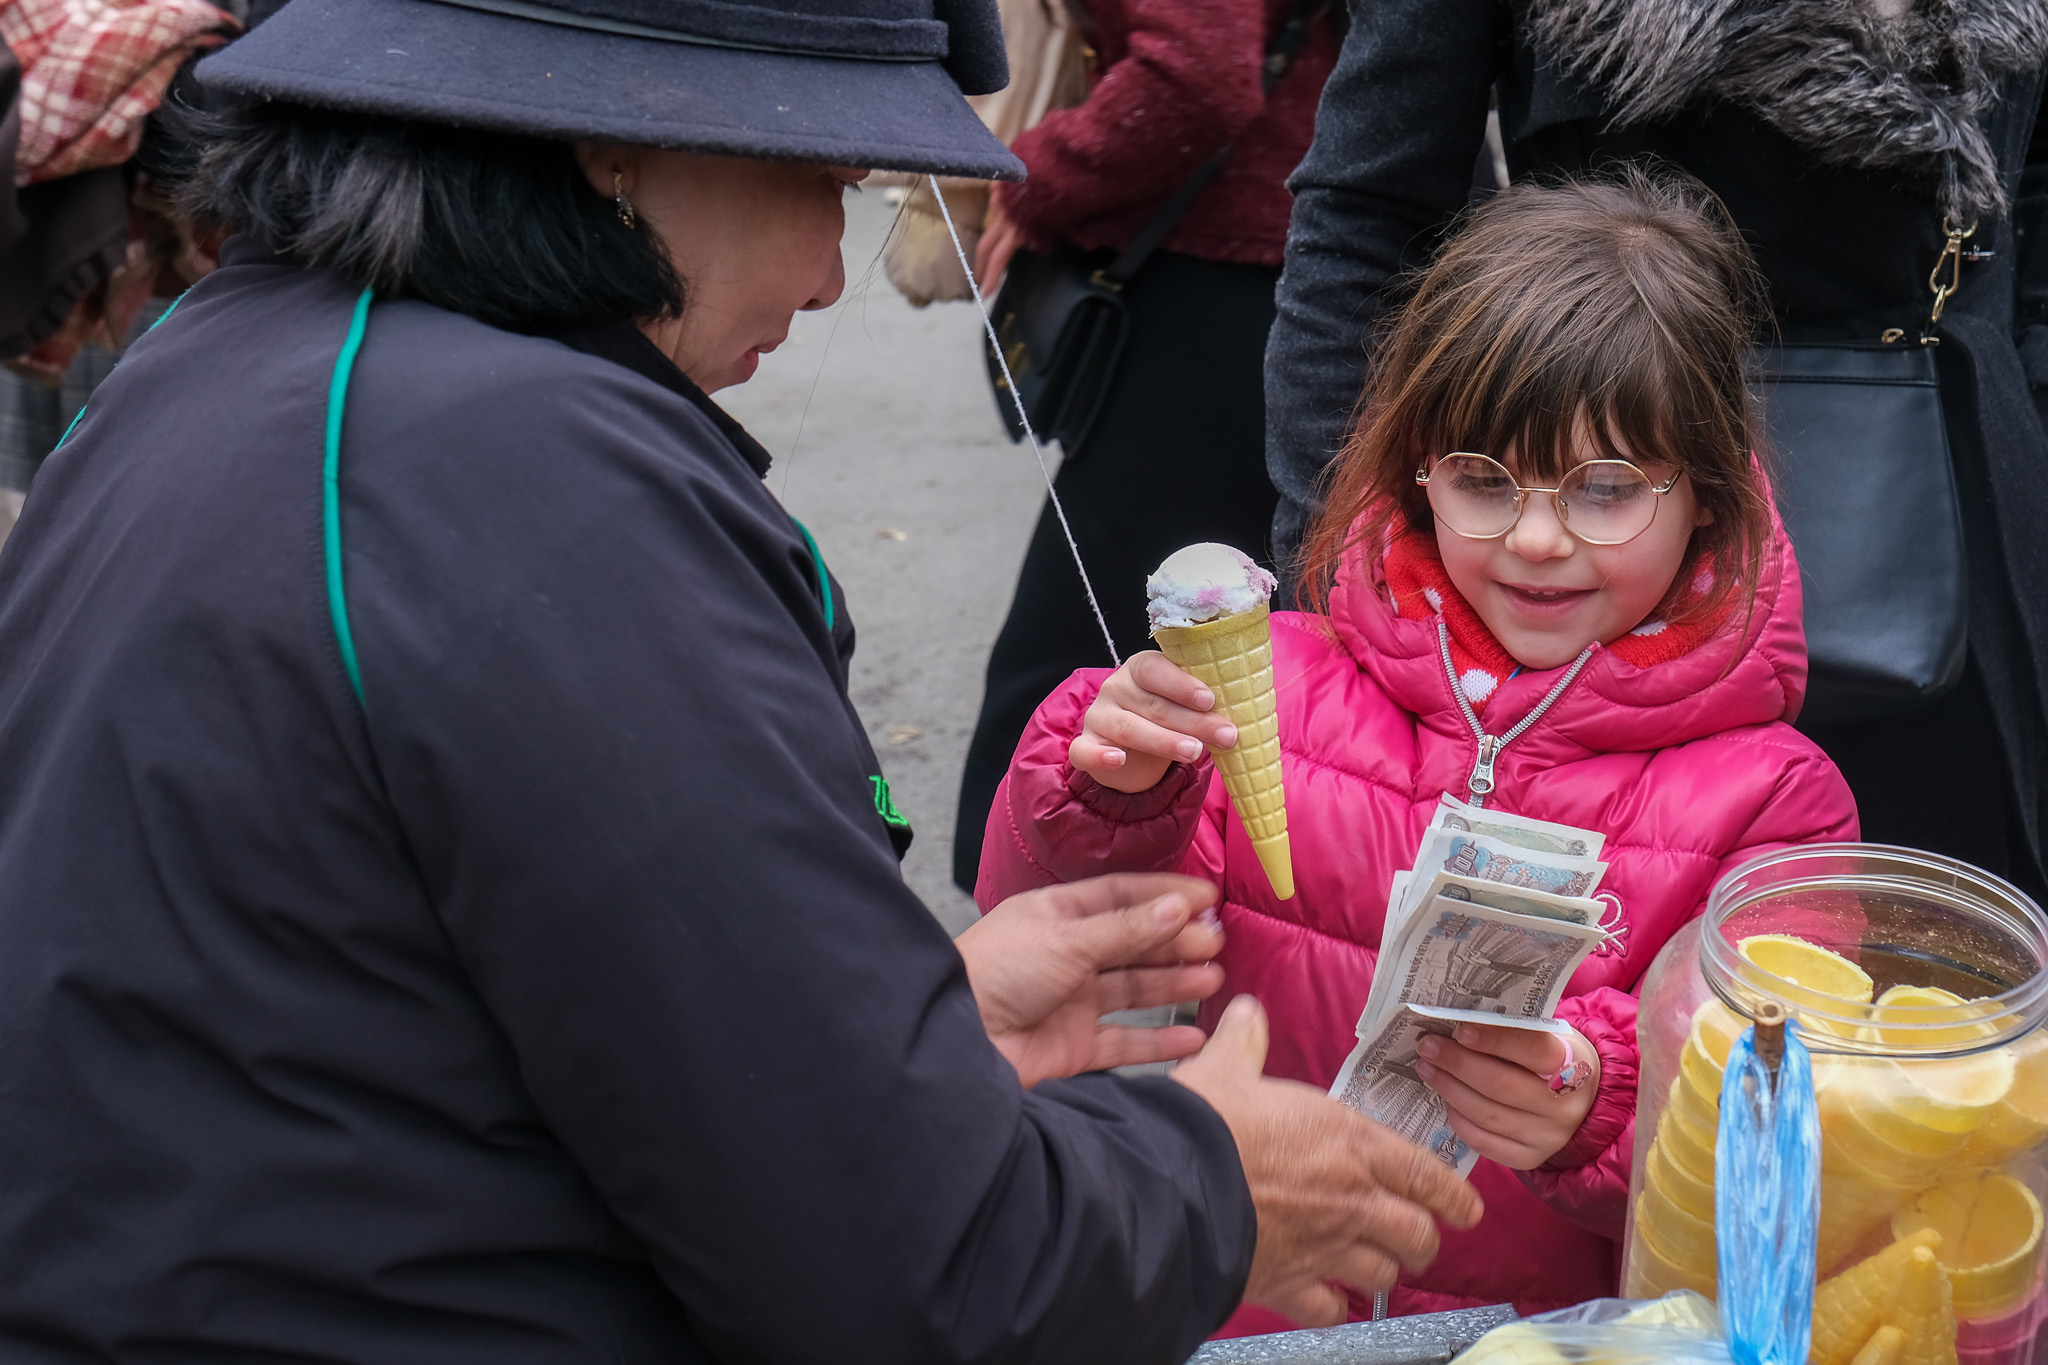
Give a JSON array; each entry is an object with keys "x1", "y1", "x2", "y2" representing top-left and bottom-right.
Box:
[{"x1": 197, "y1": 0, "x2": 1025, "y2": 180}]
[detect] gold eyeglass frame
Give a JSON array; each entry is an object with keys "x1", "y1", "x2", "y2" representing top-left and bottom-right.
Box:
[{"x1": 1414, "y1": 451, "x2": 1684, "y2": 546}]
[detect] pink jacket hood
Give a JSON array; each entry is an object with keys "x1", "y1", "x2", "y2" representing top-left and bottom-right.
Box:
[{"x1": 977, "y1": 511, "x2": 1857, "y2": 1325}]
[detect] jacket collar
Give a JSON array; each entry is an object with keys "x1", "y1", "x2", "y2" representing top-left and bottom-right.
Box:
[
  {"x1": 1524, "y1": 0, "x2": 2048, "y2": 222},
  {"x1": 1326, "y1": 508, "x2": 1810, "y2": 759},
  {"x1": 550, "y1": 320, "x2": 776, "y2": 478}
]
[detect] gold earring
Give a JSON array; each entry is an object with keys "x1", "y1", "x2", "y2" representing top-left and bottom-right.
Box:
[{"x1": 613, "y1": 170, "x2": 636, "y2": 229}]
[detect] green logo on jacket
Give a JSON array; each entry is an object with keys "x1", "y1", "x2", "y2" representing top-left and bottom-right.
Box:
[{"x1": 869, "y1": 775, "x2": 910, "y2": 829}]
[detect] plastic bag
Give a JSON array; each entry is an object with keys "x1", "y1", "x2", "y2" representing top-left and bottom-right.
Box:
[
  {"x1": 1451, "y1": 1291, "x2": 1733, "y2": 1363},
  {"x1": 1715, "y1": 1017, "x2": 1819, "y2": 1365}
]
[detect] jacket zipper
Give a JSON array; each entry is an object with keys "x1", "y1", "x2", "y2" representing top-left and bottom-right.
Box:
[{"x1": 1436, "y1": 621, "x2": 1594, "y2": 807}]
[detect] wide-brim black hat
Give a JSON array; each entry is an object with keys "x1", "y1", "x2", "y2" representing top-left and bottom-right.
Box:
[{"x1": 197, "y1": 0, "x2": 1025, "y2": 180}]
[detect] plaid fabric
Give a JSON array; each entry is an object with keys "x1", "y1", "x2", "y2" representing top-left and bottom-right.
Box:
[{"x1": 3, "y1": 0, "x2": 235, "y2": 185}]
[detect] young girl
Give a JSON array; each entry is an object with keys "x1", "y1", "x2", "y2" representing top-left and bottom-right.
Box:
[{"x1": 974, "y1": 171, "x2": 1859, "y2": 1327}]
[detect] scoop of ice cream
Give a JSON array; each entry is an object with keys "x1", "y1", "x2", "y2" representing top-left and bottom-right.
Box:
[{"x1": 1145, "y1": 542, "x2": 1277, "y2": 630}]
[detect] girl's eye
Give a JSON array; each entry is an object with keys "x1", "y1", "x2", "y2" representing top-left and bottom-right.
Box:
[
  {"x1": 1575, "y1": 473, "x2": 1648, "y2": 507},
  {"x1": 1449, "y1": 469, "x2": 1515, "y2": 497}
]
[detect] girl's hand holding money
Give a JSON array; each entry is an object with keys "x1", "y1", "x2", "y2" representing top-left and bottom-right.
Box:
[
  {"x1": 1070, "y1": 651, "x2": 1240, "y2": 794},
  {"x1": 1413, "y1": 1022, "x2": 1601, "y2": 1170}
]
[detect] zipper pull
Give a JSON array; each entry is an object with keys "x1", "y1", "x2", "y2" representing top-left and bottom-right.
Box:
[{"x1": 1468, "y1": 735, "x2": 1500, "y2": 802}]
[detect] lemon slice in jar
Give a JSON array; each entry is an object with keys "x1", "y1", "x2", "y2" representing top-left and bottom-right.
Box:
[
  {"x1": 1893, "y1": 1172, "x2": 2045, "y2": 1321},
  {"x1": 1967, "y1": 1030, "x2": 2048, "y2": 1163},
  {"x1": 1737, "y1": 933, "x2": 1875, "y2": 998}
]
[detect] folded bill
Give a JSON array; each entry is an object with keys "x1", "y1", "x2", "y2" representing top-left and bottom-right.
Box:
[
  {"x1": 1339, "y1": 798, "x2": 1612, "y2": 1169},
  {"x1": 1331, "y1": 1007, "x2": 1579, "y2": 1176}
]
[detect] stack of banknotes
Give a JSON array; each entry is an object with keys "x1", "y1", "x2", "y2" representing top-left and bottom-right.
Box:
[{"x1": 1329, "y1": 796, "x2": 1614, "y2": 1174}]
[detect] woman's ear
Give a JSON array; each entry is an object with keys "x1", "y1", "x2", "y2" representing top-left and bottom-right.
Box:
[{"x1": 572, "y1": 140, "x2": 637, "y2": 201}]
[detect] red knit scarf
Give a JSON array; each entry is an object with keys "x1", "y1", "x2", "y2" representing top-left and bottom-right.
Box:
[{"x1": 1382, "y1": 530, "x2": 1728, "y2": 715}]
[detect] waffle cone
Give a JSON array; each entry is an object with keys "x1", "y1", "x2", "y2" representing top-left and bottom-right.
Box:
[
  {"x1": 1811, "y1": 1229, "x2": 1943, "y2": 1365},
  {"x1": 1153, "y1": 605, "x2": 1292, "y2": 899},
  {"x1": 1884, "y1": 1246, "x2": 1958, "y2": 1365}
]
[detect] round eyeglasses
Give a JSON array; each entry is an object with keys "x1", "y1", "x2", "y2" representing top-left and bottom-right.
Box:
[{"x1": 1415, "y1": 452, "x2": 1683, "y2": 546}]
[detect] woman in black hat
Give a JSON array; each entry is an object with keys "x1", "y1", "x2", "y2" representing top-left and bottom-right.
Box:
[{"x1": 0, "y1": 2, "x2": 1479, "y2": 1359}]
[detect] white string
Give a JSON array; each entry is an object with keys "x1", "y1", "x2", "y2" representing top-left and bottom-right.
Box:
[{"x1": 927, "y1": 175, "x2": 1121, "y2": 668}]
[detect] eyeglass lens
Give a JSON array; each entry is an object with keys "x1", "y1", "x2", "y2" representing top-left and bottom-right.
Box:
[{"x1": 1426, "y1": 453, "x2": 1660, "y2": 545}]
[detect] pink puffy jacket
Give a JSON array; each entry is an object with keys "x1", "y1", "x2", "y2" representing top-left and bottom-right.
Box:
[{"x1": 976, "y1": 522, "x2": 1858, "y2": 1323}]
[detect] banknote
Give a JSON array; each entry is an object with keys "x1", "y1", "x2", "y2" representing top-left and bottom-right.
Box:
[
  {"x1": 1432, "y1": 795, "x2": 1608, "y2": 861},
  {"x1": 1419, "y1": 870, "x2": 1602, "y2": 927},
  {"x1": 1414, "y1": 829, "x2": 1604, "y2": 903},
  {"x1": 1331, "y1": 1007, "x2": 1578, "y2": 1174},
  {"x1": 1357, "y1": 896, "x2": 1606, "y2": 1040}
]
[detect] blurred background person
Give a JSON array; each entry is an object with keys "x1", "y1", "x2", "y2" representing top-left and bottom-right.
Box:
[
  {"x1": 951, "y1": 0, "x2": 1343, "y2": 893},
  {"x1": 1264, "y1": 0, "x2": 2048, "y2": 900},
  {"x1": 0, "y1": 0, "x2": 240, "y2": 550}
]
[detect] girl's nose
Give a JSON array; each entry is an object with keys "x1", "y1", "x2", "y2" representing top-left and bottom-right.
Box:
[{"x1": 1505, "y1": 491, "x2": 1576, "y2": 561}]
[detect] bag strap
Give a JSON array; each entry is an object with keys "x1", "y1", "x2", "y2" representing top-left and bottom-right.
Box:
[{"x1": 1096, "y1": 0, "x2": 1320, "y2": 289}]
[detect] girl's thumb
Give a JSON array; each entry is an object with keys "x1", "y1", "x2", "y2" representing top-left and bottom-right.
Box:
[{"x1": 1207, "y1": 994, "x2": 1270, "y2": 1074}]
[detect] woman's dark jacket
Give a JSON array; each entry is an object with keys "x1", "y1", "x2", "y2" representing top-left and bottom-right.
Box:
[
  {"x1": 0, "y1": 240, "x2": 1253, "y2": 1363},
  {"x1": 1263, "y1": 0, "x2": 2048, "y2": 881}
]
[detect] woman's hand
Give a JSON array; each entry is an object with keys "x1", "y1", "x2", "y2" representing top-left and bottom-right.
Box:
[
  {"x1": 1414, "y1": 1022, "x2": 1601, "y2": 1170},
  {"x1": 957, "y1": 872, "x2": 1225, "y2": 1087},
  {"x1": 974, "y1": 195, "x2": 1025, "y2": 294},
  {"x1": 1174, "y1": 997, "x2": 1485, "y2": 1327},
  {"x1": 1069, "y1": 650, "x2": 1238, "y2": 794}
]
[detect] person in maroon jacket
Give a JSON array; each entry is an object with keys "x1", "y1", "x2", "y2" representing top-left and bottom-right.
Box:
[{"x1": 952, "y1": 0, "x2": 1341, "y2": 893}]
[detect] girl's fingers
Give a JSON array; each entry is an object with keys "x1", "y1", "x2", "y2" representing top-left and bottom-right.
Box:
[
  {"x1": 1454, "y1": 1022, "x2": 1576, "y2": 1074},
  {"x1": 1107, "y1": 658, "x2": 1240, "y2": 751},
  {"x1": 1087, "y1": 706, "x2": 1214, "y2": 765},
  {"x1": 1126, "y1": 650, "x2": 1217, "y2": 711},
  {"x1": 1441, "y1": 1108, "x2": 1546, "y2": 1171},
  {"x1": 1417, "y1": 1035, "x2": 1551, "y2": 1114},
  {"x1": 1415, "y1": 1054, "x2": 1526, "y2": 1136},
  {"x1": 1067, "y1": 734, "x2": 1128, "y2": 775}
]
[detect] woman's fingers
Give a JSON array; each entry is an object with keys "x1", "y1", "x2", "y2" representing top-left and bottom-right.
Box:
[
  {"x1": 1086, "y1": 1022, "x2": 1208, "y2": 1071},
  {"x1": 1090, "y1": 962, "x2": 1223, "y2": 1014},
  {"x1": 1261, "y1": 1279, "x2": 1348, "y2": 1330},
  {"x1": 1086, "y1": 705, "x2": 1215, "y2": 765}
]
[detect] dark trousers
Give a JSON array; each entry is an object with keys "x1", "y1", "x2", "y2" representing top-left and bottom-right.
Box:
[{"x1": 953, "y1": 251, "x2": 1283, "y2": 893}]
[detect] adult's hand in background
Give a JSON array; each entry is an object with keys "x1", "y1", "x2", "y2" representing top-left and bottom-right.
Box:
[
  {"x1": 1174, "y1": 997, "x2": 1486, "y2": 1327},
  {"x1": 958, "y1": 872, "x2": 1224, "y2": 1087},
  {"x1": 974, "y1": 195, "x2": 1025, "y2": 295}
]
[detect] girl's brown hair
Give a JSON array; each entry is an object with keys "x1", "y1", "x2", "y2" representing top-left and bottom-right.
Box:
[{"x1": 1300, "y1": 167, "x2": 1772, "y2": 626}]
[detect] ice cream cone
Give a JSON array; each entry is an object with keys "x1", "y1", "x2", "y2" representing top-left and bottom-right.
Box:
[
  {"x1": 1851, "y1": 1325, "x2": 1906, "y2": 1365},
  {"x1": 1811, "y1": 1228, "x2": 1944, "y2": 1365},
  {"x1": 1884, "y1": 1245, "x2": 1958, "y2": 1365},
  {"x1": 1152, "y1": 605, "x2": 1292, "y2": 899}
]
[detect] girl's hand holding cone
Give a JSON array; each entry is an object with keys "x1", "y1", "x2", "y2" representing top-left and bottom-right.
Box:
[{"x1": 1069, "y1": 651, "x2": 1241, "y2": 794}]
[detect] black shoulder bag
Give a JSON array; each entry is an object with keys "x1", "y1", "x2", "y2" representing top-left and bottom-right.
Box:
[
  {"x1": 1757, "y1": 219, "x2": 1978, "y2": 727},
  {"x1": 983, "y1": 0, "x2": 1316, "y2": 455}
]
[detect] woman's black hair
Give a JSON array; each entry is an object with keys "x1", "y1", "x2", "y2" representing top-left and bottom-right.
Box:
[{"x1": 174, "y1": 100, "x2": 683, "y2": 332}]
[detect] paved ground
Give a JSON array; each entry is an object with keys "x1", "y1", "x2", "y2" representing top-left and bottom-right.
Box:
[{"x1": 721, "y1": 188, "x2": 1052, "y2": 935}]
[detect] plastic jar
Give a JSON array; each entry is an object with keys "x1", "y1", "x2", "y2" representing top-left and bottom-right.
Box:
[{"x1": 1624, "y1": 844, "x2": 2048, "y2": 1365}]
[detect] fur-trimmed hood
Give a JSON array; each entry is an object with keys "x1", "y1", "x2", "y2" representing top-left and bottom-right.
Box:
[{"x1": 1527, "y1": 0, "x2": 2048, "y2": 221}]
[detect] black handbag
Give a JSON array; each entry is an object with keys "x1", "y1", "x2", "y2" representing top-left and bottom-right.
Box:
[
  {"x1": 983, "y1": 0, "x2": 1316, "y2": 454},
  {"x1": 1758, "y1": 339, "x2": 1968, "y2": 726}
]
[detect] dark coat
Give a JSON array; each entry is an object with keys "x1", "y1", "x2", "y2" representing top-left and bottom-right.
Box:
[
  {"x1": 1264, "y1": 0, "x2": 2048, "y2": 885},
  {"x1": 0, "y1": 241, "x2": 1253, "y2": 1362}
]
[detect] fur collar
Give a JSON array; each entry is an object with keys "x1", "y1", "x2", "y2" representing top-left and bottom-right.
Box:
[{"x1": 1526, "y1": 0, "x2": 2048, "y2": 221}]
